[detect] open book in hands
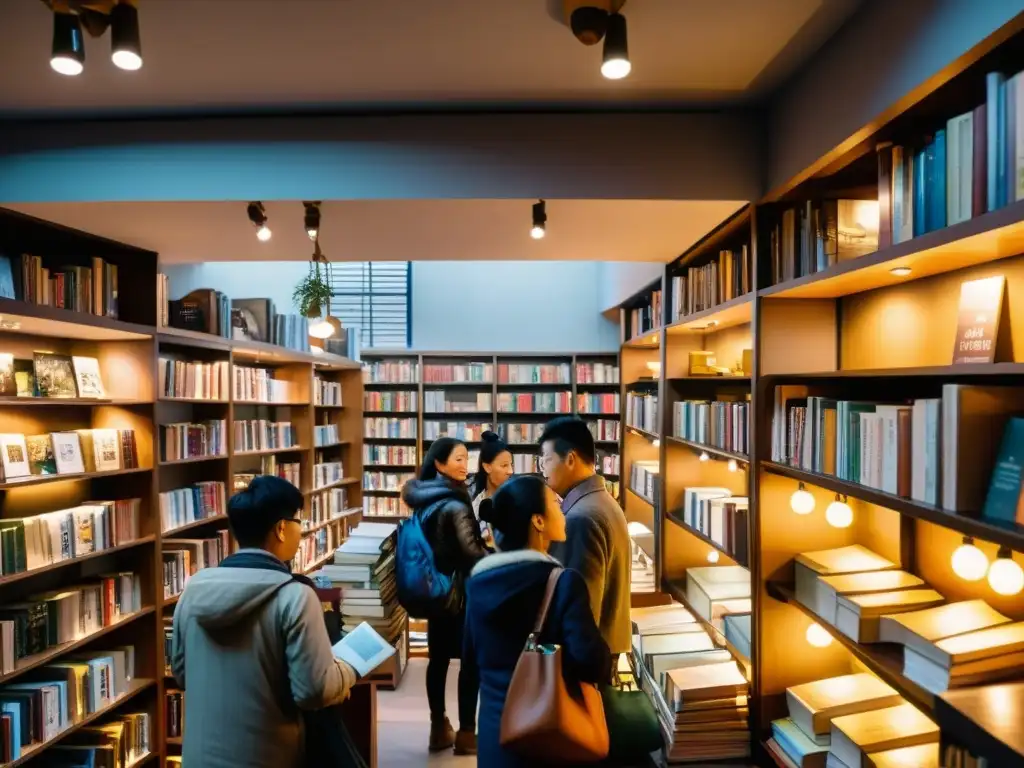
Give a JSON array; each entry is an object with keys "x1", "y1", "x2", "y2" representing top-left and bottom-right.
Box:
[{"x1": 331, "y1": 622, "x2": 397, "y2": 678}]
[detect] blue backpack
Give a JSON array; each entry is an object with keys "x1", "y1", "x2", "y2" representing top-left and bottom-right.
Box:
[{"x1": 395, "y1": 505, "x2": 463, "y2": 619}]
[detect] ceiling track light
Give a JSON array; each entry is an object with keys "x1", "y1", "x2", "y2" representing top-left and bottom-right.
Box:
[
  {"x1": 247, "y1": 201, "x2": 272, "y2": 242},
  {"x1": 303, "y1": 201, "x2": 322, "y2": 241},
  {"x1": 110, "y1": 0, "x2": 142, "y2": 71},
  {"x1": 531, "y1": 199, "x2": 547, "y2": 239},
  {"x1": 51, "y1": 8, "x2": 85, "y2": 76},
  {"x1": 602, "y1": 12, "x2": 631, "y2": 80}
]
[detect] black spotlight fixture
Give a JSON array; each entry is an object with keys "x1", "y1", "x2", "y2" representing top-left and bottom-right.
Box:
[
  {"x1": 247, "y1": 202, "x2": 272, "y2": 242},
  {"x1": 530, "y1": 200, "x2": 547, "y2": 240},
  {"x1": 602, "y1": 12, "x2": 631, "y2": 80},
  {"x1": 110, "y1": 0, "x2": 143, "y2": 71},
  {"x1": 51, "y1": 10, "x2": 85, "y2": 76},
  {"x1": 303, "y1": 201, "x2": 322, "y2": 241}
]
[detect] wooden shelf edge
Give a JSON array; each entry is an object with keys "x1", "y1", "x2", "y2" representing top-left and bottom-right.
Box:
[
  {"x1": 0, "y1": 397, "x2": 152, "y2": 408},
  {"x1": 162, "y1": 515, "x2": 228, "y2": 537},
  {"x1": 159, "y1": 455, "x2": 228, "y2": 466},
  {"x1": 627, "y1": 487, "x2": 655, "y2": 507},
  {"x1": 232, "y1": 446, "x2": 306, "y2": 457},
  {"x1": 625, "y1": 425, "x2": 661, "y2": 442},
  {"x1": 760, "y1": 461, "x2": 1024, "y2": 551},
  {"x1": 666, "y1": 436, "x2": 749, "y2": 464},
  {"x1": 0, "y1": 536, "x2": 156, "y2": 588},
  {"x1": 761, "y1": 363, "x2": 1024, "y2": 380},
  {"x1": 665, "y1": 293, "x2": 754, "y2": 334},
  {"x1": 665, "y1": 512, "x2": 747, "y2": 567},
  {"x1": 305, "y1": 477, "x2": 359, "y2": 494},
  {"x1": 0, "y1": 466, "x2": 150, "y2": 491}
]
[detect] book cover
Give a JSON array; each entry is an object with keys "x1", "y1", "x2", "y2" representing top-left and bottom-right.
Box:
[
  {"x1": 70, "y1": 357, "x2": 105, "y2": 399},
  {"x1": 25, "y1": 435, "x2": 57, "y2": 475},
  {"x1": 0, "y1": 435, "x2": 30, "y2": 480},
  {"x1": 952, "y1": 275, "x2": 1005, "y2": 365},
  {"x1": 877, "y1": 600, "x2": 1012, "y2": 659},
  {"x1": 13, "y1": 359, "x2": 34, "y2": 398},
  {"x1": 51, "y1": 433, "x2": 85, "y2": 475},
  {"x1": 0, "y1": 355, "x2": 14, "y2": 398},
  {"x1": 830, "y1": 703, "x2": 938, "y2": 767},
  {"x1": 866, "y1": 743, "x2": 939, "y2": 768},
  {"x1": 786, "y1": 673, "x2": 901, "y2": 742},
  {"x1": 981, "y1": 416, "x2": 1024, "y2": 525},
  {"x1": 33, "y1": 353, "x2": 77, "y2": 399}
]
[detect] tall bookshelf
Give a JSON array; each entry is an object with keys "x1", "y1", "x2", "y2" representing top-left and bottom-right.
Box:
[
  {"x1": 360, "y1": 350, "x2": 622, "y2": 518},
  {"x1": 0, "y1": 208, "x2": 367, "y2": 768},
  {"x1": 612, "y1": 16, "x2": 1024, "y2": 766}
]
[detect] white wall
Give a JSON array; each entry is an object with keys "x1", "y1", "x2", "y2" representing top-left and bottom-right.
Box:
[{"x1": 162, "y1": 260, "x2": 633, "y2": 352}]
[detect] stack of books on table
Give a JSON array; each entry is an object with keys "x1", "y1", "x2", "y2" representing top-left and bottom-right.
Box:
[
  {"x1": 684, "y1": 565, "x2": 751, "y2": 630},
  {"x1": 767, "y1": 672, "x2": 939, "y2": 768},
  {"x1": 629, "y1": 603, "x2": 747, "y2": 764},
  {"x1": 627, "y1": 522, "x2": 655, "y2": 595}
]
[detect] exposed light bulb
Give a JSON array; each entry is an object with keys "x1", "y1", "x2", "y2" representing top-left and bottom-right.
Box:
[
  {"x1": 988, "y1": 548, "x2": 1024, "y2": 596},
  {"x1": 531, "y1": 200, "x2": 547, "y2": 239},
  {"x1": 727, "y1": 459, "x2": 738, "y2": 472},
  {"x1": 951, "y1": 537, "x2": 989, "y2": 582},
  {"x1": 308, "y1": 319, "x2": 334, "y2": 339},
  {"x1": 706, "y1": 550, "x2": 720, "y2": 564},
  {"x1": 303, "y1": 201, "x2": 321, "y2": 242},
  {"x1": 825, "y1": 495, "x2": 853, "y2": 528},
  {"x1": 805, "y1": 623, "x2": 833, "y2": 648},
  {"x1": 601, "y1": 13, "x2": 631, "y2": 80},
  {"x1": 256, "y1": 225, "x2": 272, "y2": 242},
  {"x1": 699, "y1": 451, "x2": 710, "y2": 462},
  {"x1": 652, "y1": 439, "x2": 660, "y2": 448},
  {"x1": 530, "y1": 225, "x2": 546, "y2": 240},
  {"x1": 790, "y1": 482, "x2": 815, "y2": 515},
  {"x1": 890, "y1": 266, "x2": 912, "y2": 277}
]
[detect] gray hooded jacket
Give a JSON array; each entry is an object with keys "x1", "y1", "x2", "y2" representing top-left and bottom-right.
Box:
[{"x1": 171, "y1": 550, "x2": 356, "y2": 768}]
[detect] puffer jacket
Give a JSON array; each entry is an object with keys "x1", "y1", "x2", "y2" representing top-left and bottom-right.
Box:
[{"x1": 402, "y1": 475, "x2": 490, "y2": 576}]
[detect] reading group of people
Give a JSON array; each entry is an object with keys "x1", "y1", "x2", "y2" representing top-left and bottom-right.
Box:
[{"x1": 168, "y1": 416, "x2": 632, "y2": 768}]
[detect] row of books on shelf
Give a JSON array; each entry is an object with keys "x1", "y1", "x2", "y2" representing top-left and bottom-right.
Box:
[
  {"x1": 307, "y1": 488, "x2": 350, "y2": 527},
  {"x1": 167, "y1": 291, "x2": 312, "y2": 353},
  {"x1": 599, "y1": 453, "x2": 620, "y2": 476},
  {"x1": 423, "y1": 422, "x2": 491, "y2": 441},
  {"x1": 163, "y1": 532, "x2": 233, "y2": 599},
  {"x1": 496, "y1": 392, "x2": 570, "y2": 414},
  {"x1": 312, "y1": 461, "x2": 343, "y2": 489},
  {"x1": 577, "y1": 392, "x2": 619, "y2": 415},
  {"x1": 313, "y1": 424, "x2": 340, "y2": 447},
  {"x1": 165, "y1": 689, "x2": 184, "y2": 740},
  {"x1": 512, "y1": 454, "x2": 539, "y2": 474},
  {"x1": 363, "y1": 444, "x2": 417, "y2": 466},
  {"x1": 363, "y1": 496, "x2": 406, "y2": 518},
  {"x1": 364, "y1": 418, "x2": 416, "y2": 439},
  {"x1": 675, "y1": 489, "x2": 749, "y2": 563},
  {"x1": 363, "y1": 361, "x2": 418, "y2": 384},
  {"x1": 620, "y1": 288, "x2": 662, "y2": 342},
  {"x1": 314, "y1": 378, "x2": 341, "y2": 407},
  {"x1": 159, "y1": 358, "x2": 229, "y2": 401},
  {"x1": 365, "y1": 391, "x2": 417, "y2": 412},
  {"x1": 0, "y1": 352, "x2": 107, "y2": 400},
  {"x1": 497, "y1": 423, "x2": 544, "y2": 444},
  {"x1": 0, "y1": 572, "x2": 142, "y2": 672},
  {"x1": 795, "y1": 544, "x2": 1024, "y2": 695},
  {"x1": 626, "y1": 392, "x2": 659, "y2": 435},
  {"x1": 628, "y1": 523, "x2": 655, "y2": 594},
  {"x1": 772, "y1": 385, "x2": 1024, "y2": 524},
  {"x1": 291, "y1": 524, "x2": 339, "y2": 572},
  {"x1": 0, "y1": 429, "x2": 139, "y2": 481},
  {"x1": 233, "y1": 366, "x2": 295, "y2": 404},
  {"x1": 363, "y1": 471, "x2": 413, "y2": 492},
  {"x1": 587, "y1": 418, "x2": 621, "y2": 442},
  {"x1": 160, "y1": 421, "x2": 225, "y2": 462},
  {"x1": 669, "y1": 246, "x2": 752, "y2": 322},
  {"x1": 0, "y1": 253, "x2": 119, "y2": 319},
  {"x1": 672, "y1": 399, "x2": 750, "y2": 456},
  {"x1": 159, "y1": 482, "x2": 226, "y2": 533},
  {"x1": 769, "y1": 199, "x2": 880, "y2": 286},
  {"x1": 498, "y1": 363, "x2": 570, "y2": 384},
  {"x1": 423, "y1": 363, "x2": 492, "y2": 383},
  {"x1": 232, "y1": 420, "x2": 298, "y2": 453},
  {"x1": 575, "y1": 362, "x2": 619, "y2": 384},
  {"x1": 235, "y1": 457, "x2": 301, "y2": 490},
  {"x1": 424, "y1": 391, "x2": 491, "y2": 412},
  {"x1": 630, "y1": 461, "x2": 659, "y2": 504},
  {"x1": 0, "y1": 500, "x2": 140, "y2": 577}
]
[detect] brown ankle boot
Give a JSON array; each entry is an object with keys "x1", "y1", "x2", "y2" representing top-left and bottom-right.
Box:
[
  {"x1": 429, "y1": 717, "x2": 455, "y2": 751},
  {"x1": 453, "y1": 729, "x2": 477, "y2": 756}
]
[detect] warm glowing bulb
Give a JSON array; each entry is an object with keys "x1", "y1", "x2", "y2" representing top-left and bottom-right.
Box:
[
  {"x1": 306, "y1": 227, "x2": 318, "y2": 241},
  {"x1": 825, "y1": 497, "x2": 853, "y2": 528},
  {"x1": 51, "y1": 56, "x2": 84, "y2": 76},
  {"x1": 706, "y1": 550, "x2": 720, "y2": 564},
  {"x1": 310, "y1": 345, "x2": 324, "y2": 355},
  {"x1": 652, "y1": 439, "x2": 660, "y2": 448},
  {"x1": 256, "y1": 225, "x2": 272, "y2": 242},
  {"x1": 727, "y1": 459, "x2": 738, "y2": 472},
  {"x1": 112, "y1": 50, "x2": 142, "y2": 71},
  {"x1": 805, "y1": 623, "x2": 833, "y2": 648},
  {"x1": 790, "y1": 484, "x2": 815, "y2": 515},
  {"x1": 308, "y1": 319, "x2": 335, "y2": 339},
  {"x1": 890, "y1": 266, "x2": 912, "y2": 277},
  {"x1": 988, "y1": 552, "x2": 1024, "y2": 596},
  {"x1": 951, "y1": 539, "x2": 989, "y2": 582},
  {"x1": 601, "y1": 58, "x2": 631, "y2": 80},
  {"x1": 699, "y1": 452, "x2": 710, "y2": 462},
  {"x1": 530, "y1": 225, "x2": 545, "y2": 240}
]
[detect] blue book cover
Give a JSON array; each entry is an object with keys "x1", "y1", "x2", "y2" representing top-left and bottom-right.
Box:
[
  {"x1": 1008, "y1": 74, "x2": 1018, "y2": 207},
  {"x1": 923, "y1": 139, "x2": 937, "y2": 233},
  {"x1": 723, "y1": 613, "x2": 752, "y2": 659},
  {"x1": 914, "y1": 146, "x2": 928, "y2": 236},
  {"x1": 988, "y1": 71, "x2": 1006, "y2": 211},
  {"x1": 982, "y1": 417, "x2": 1024, "y2": 525},
  {"x1": 0, "y1": 702, "x2": 22, "y2": 759},
  {"x1": 931, "y1": 130, "x2": 947, "y2": 231},
  {"x1": 771, "y1": 718, "x2": 829, "y2": 766}
]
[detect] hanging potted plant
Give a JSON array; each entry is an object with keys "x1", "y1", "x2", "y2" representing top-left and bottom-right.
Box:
[{"x1": 293, "y1": 256, "x2": 332, "y2": 319}]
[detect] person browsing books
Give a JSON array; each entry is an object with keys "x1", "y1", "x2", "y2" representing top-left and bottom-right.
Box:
[
  {"x1": 467, "y1": 474, "x2": 611, "y2": 767},
  {"x1": 540, "y1": 416, "x2": 632, "y2": 655},
  {"x1": 471, "y1": 430, "x2": 514, "y2": 546},
  {"x1": 401, "y1": 437, "x2": 490, "y2": 755},
  {"x1": 170, "y1": 476, "x2": 358, "y2": 768}
]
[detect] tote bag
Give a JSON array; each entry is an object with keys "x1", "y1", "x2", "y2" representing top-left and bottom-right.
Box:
[{"x1": 499, "y1": 567, "x2": 610, "y2": 763}]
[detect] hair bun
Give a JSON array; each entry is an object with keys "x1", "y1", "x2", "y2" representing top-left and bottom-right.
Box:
[{"x1": 481, "y1": 430, "x2": 501, "y2": 443}]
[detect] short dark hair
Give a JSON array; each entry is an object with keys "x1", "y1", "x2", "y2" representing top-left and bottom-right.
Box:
[
  {"x1": 539, "y1": 416, "x2": 595, "y2": 465},
  {"x1": 479, "y1": 475, "x2": 548, "y2": 551},
  {"x1": 418, "y1": 436, "x2": 466, "y2": 481},
  {"x1": 228, "y1": 475, "x2": 303, "y2": 548}
]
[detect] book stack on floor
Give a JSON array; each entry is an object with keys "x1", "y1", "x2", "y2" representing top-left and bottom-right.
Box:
[
  {"x1": 627, "y1": 522, "x2": 656, "y2": 595},
  {"x1": 767, "y1": 672, "x2": 940, "y2": 768},
  {"x1": 685, "y1": 565, "x2": 752, "y2": 631},
  {"x1": 629, "y1": 603, "x2": 748, "y2": 764}
]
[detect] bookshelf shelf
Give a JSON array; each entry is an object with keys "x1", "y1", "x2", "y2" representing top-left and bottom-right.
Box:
[
  {"x1": 762, "y1": 461, "x2": 1024, "y2": 551},
  {"x1": 232, "y1": 445, "x2": 305, "y2": 457},
  {"x1": 315, "y1": 441, "x2": 351, "y2": 449},
  {"x1": 162, "y1": 516, "x2": 228, "y2": 537},
  {"x1": 301, "y1": 549, "x2": 336, "y2": 575},
  {"x1": 763, "y1": 363, "x2": 1024, "y2": 380},
  {"x1": 625, "y1": 425, "x2": 660, "y2": 442},
  {"x1": 665, "y1": 511, "x2": 746, "y2": 567},
  {"x1": 164, "y1": 593, "x2": 182, "y2": 608},
  {"x1": 305, "y1": 477, "x2": 359, "y2": 494},
  {"x1": 158, "y1": 396, "x2": 229, "y2": 404},
  {"x1": 936, "y1": 682, "x2": 1024, "y2": 766},
  {"x1": 0, "y1": 397, "x2": 153, "y2": 407},
  {"x1": 0, "y1": 535, "x2": 157, "y2": 588},
  {"x1": 0, "y1": 298, "x2": 155, "y2": 342},
  {"x1": 665, "y1": 436, "x2": 749, "y2": 464},
  {"x1": 627, "y1": 487, "x2": 655, "y2": 507},
  {"x1": 0, "y1": 466, "x2": 151, "y2": 491},
  {"x1": 315, "y1": 404, "x2": 345, "y2": 410},
  {"x1": 426, "y1": 381, "x2": 494, "y2": 388},
  {"x1": 665, "y1": 293, "x2": 754, "y2": 335},
  {"x1": 159, "y1": 455, "x2": 228, "y2": 467}
]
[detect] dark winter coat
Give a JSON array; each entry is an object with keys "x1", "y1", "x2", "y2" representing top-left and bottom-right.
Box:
[
  {"x1": 465, "y1": 549, "x2": 611, "y2": 768},
  {"x1": 401, "y1": 476, "x2": 489, "y2": 577}
]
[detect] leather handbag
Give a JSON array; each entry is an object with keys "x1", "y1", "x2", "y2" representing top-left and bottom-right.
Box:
[{"x1": 499, "y1": 567, "x2": 610, "y2": 763}]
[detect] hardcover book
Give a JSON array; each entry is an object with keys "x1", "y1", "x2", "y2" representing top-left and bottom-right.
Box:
[
  {"x1": 0, "y1": 434, "x2": 30, "y2": 479},
  {"x1": 829, "y1": 703, "x2": 938, "y2": 768},
  {"x1": 51, "y1": 432, "x2": 85, "y2": 475},
  {"x1": 786, "y1": 673, "x2": 902, "y2": 745},
  {"x1": 13, "y1": 359, "x2": 34, "y2": 397},
  {"x1": 71, "y1": 357, "x2": 105, "y2": 399},
  {"x1": 33, "y1": 353, "x2": 77, "y2": 398},
  {"x1": 982, "y1": 416, "x2": 1024, "y2": 525},
  {"x1": 865, "y1": 743, "x2": 939, "y2": 768},
  {"x1": 815, "y1": 570, "x2": 926, "y2": 625},
  {"x1": 0, "y1": 354, "x2": 15, "y2": 397},
  {"x1": 877, "y1": 599, "x2": 1012, "y2": 658},
  {"x1": 835, "y1": 589, "x2": 945, "y2": 643},
  {"x1": 795, "y1": 545, "x2": 896, "y2": 619},
  {"x1": 952, "y1": 275, "x2": 1005, "y2": 365},
  {"x1": 25, "y1": 435, "x2": 57, "y2": 475}
]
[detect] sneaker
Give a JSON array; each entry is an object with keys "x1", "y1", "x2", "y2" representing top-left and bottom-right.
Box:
[
  {"x1": 428, "y1": 717, "x2": 455, "y2": 752},
  {"x1": 453, "y1": 730, "x2": 477, "y2": 756}
]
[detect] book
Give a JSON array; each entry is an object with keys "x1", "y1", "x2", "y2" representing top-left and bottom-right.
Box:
[
  {"x1": 815, "y1": 570, "x2": 926, "y2": 625},
  {"x1": 684, "y1": 566, "x2": 750, "y2": 623},
  {"x1": 785, "y1": 673, "x2": 902, "y2": 746},
  {"x1": 835, "y1": 589, "x2": 945, "y2": 643},
  {"x1": 51, "y1": 432, "x2": 85, "y2": 475},
  {"x1": 33, "y1": 353, "x2": 77, "y2": 399},
  {"x1": 771, "y1": 717, "x2": 829, "y2": 768},
  {"x1": 70, "y1": 357, "x2": 105, "y2": 399},
  {"x1": 794, "y1": 546, "x2": 896, "y2": 620},
  {"x1": 664, "y1": 660, "x2": 748, "y2": 708},
  {"x1": 952, "y1": 275, "x2": 1005, "y2": 365},
  {"x1": 25, "y1": 435, "x2": 57, "y2": 475},
  {"x1": 830, "y1": 703, "x2": 938, "y2": 768},
  {"x1": 0, "y1": 355, "x2": 15, "y2": 398},
  {"x1": 13, "y1": 359, "x2": 34, "y2": 398},
  {"x1": 877, "y1": 599, "x2": 1012, "y2": 658},
  {"x1": 865, "y1": 743, "x2": 939, "y2": 768},
  {"x1": 982, "y1": 416, "x2": 1024, "y2": 525},
  {"x1": 0, "y1": 435, "x2": 30, "y2": 480}
]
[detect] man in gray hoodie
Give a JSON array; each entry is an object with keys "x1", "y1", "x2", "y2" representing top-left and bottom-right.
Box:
[{"x1": 171, "y1": 475, "x2": 357, "y2": 768}]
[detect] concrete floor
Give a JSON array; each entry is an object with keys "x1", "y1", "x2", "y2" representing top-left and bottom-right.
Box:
[{"x1": 377, "y1": 658, "x2": 475, "y2": 767}]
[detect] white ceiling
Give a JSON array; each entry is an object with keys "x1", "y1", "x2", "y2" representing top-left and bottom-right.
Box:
[
  {"x1": 0, "y1": 0, "x2": 859, "y2": 115},
  {"x1": 4, "y1": 199, "x2": 746, "y2": 264}
]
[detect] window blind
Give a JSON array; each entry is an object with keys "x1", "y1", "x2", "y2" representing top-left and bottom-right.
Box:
[{"x1": 328, "y1": 262, "x2": 411, "y2": 348}]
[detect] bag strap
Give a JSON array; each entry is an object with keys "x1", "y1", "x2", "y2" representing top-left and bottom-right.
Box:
[{"x1": 531, "y1": 567, "x2": 565, "y2": 636}]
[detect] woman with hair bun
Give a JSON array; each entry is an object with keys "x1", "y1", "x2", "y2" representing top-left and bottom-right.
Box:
[
  {"x1": 464, "y1": 475, "x2": 610, "y2": 767},
  {"x1": 471, "y1": 431, "x2": 514, "y2": 546}
]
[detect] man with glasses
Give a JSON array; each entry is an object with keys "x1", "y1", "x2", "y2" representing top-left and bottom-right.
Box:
[
  {"x1": 539, "y1": 416, "x2": 632, "y2": 655},
  {"x1": 171, "y1": 475, "x2": 359, "y2": 768}
]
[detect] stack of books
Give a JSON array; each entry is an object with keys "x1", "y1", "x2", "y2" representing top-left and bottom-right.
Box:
[
  {"x1": 627, "y1": 522, "x2": 655, "y2": 595},
  {"x1": 629, "y1": 461, "x2": 659, "y2": 504},
  {"x1": 232, "y1": 365, "x2": 295, "y2": 403},
  {"x1": 767, "y1": 672, "x2": 938, "y2": 768},
  {"x1": 159, "y1": 358, "x2": 229, "y2": 401},
  {"x1": 684, "y1": 565, "x2": 751, "y2": 628},
  {"x1": 676, "y1": 488, "x2": 749, "y2": 563}
]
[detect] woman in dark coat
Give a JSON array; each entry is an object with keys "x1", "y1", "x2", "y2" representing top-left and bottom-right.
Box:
[
  {"x1": 465, "y1": 475, "x2": 611, "y2": 768},
  {"x1": 401, "y1": 437, "x2": 489, "y2": 756}
]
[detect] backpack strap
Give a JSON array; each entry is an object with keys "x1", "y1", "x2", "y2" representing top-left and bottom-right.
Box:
[{"x1": 531, "y1": 567, "x2": 564, "y2": 636}]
